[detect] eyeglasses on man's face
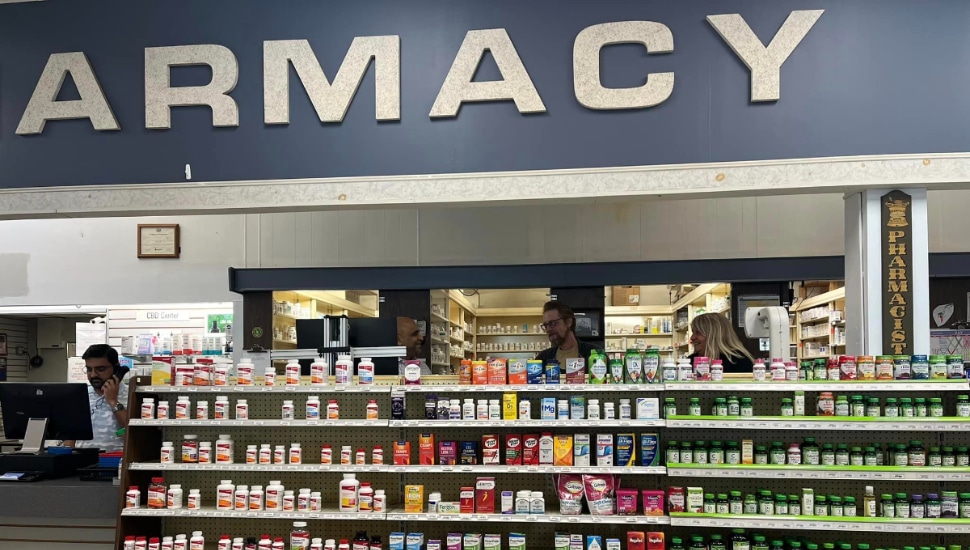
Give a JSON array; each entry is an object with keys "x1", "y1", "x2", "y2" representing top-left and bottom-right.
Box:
[
  {"x1": 540, "y1": 318, "x2": 564, "y2": 331},
  {"x1": 85, "y1": 365, "x2": 112, "y2": 375}
]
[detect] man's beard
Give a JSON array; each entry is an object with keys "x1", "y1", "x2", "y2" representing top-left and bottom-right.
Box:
[{"x1": 89, "y1": 378, "x2": 105, "y2": 390}]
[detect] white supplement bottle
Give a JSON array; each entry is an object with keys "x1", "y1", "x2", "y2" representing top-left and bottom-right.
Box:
[
  {"x1": 190, "y1": 532, "x2": 204, "y2": 550},
  {"x1": 264, "y1": 366, "x2": 276, "y2": 387},
  {"x1": 234, "y1": 485, "x2": 249, "y2": 510},
  {"x1": 167, "y1": 484, "x2": 183, "y2": 509},
  {"x1": 588, "y1": 399, "x2": 600, "y2": 420},
  {"x1": 174, "y1": 535, "x2": 187, "y2": 550},
  {"x1": 266, "y1": 481, "x2": 284, "y2": 511},
  {"x1": 463, "y1": 398, "x2": 475, "y2": 420},
  {"x1": 236, "y1": 358, "x2": 254, "y2": 385},
  {"x1": 198, "y1": 442, "x2": 212, "y2": 464},
  {"x1": 339, "y1": 473, "x2": 360, "y2": 512},
  {"x1": 126, "y1": 486, "x2": 141, "y2": 508},
  {"x1": 141, "y1": 398, "x2": 155, "y2": 420},
  {"x1": 216, "y1": 435, "x2": 233, "y2": 464},
  {"x1": 619, "y1": 399, "x2": 632, "y2": 420},
  {"x1": 357, "y1": 483, "x2": 374, "y2": 512},
  {"x1": 249, "y1": 485, "x2": 264, "y2": 511},
  {"x1": 283, "y1": 490, "x2": 296, "y2": 511},
  {"x1": 328, "y1": 400, "x2": 340, "y2": 420},
  {"x1": 530, "y1": 491, "x2": 545, "y2": 514},
  {"x1": 195, "y1": 400, "x2": 209, "y2": 420},
  {"x1": 334, "y1": 355, "x2": 353, "y2": 385},
  {"x1": 259, "y1": 444, "x2": 272, "y2": 464},
  {"x1": 235, "y1": 399, "x2": 248, "y2": 420},
  {"x1": 245, "y1": 445, "x2": 257, "y2": 464},
  {"x1": 310, "y1": 358, "x2": 329, "y2": 386},
  {"x1": 187, "y1": 489, "x2": 200, "y2": 510},
  {"x1": 310, "y1": 491, "x2": 322, "y2": 511},
  {"x1": 373, "y1": 489, "x2": 386, "y2": 513},
  {"x1": 217, "y1": 480, "x2": 234, "y2": 511},
  {"x1": 160, "y1": 442, "x2": 174, "y2": 464},
  {"x1": 274, "y1": 445, "x2": 285, "y2": 464},
  {"x1": 285, "y1": 359, "x2": 301, "y2": 387},
  {"x1": 214, "y1": 396, "x2": 229, "y2": 419},
  {"x1": 175, "y1": 395, "x2": 191, "y2": 419},
  {"x1": 488, "y1": 399, "x2": 501, "y2": 419},
  {"x1": 156, "y1": 400, "x2": 169, "y2": 419},
  {"x1": 477, "y1": 399, "x2": 488, "y2": 420},
  {"x1": 358, "y1": 358, "x2": 375, "y2": 385},
  {"x1": 306, "y1": 396, "x2": 321, "y2": 419},
  {"x1": 282, "y1": 400, "x2": 295, "y2": 420},
  {"x1": 298, "y1": 488, "x2": 311, "y2": 511},
  {"x1": 366, "y1": 400, "x2": 379, "y2": 420},
  {"x1": 289, "y1": 443, "x2": 302, "y2": 464}
]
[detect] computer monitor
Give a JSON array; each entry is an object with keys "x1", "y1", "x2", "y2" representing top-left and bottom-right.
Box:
[{"x1": 0, "y1": 383, "x2": 93, "y2": 442}]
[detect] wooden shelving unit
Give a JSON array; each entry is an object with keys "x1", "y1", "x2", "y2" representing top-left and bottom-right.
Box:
[
  {"x1": 271, "y1": 290, "x2": 378, "y2": 351},
  {"x1": 793, "y1": 284, "x2": 846, "y2": 363}
]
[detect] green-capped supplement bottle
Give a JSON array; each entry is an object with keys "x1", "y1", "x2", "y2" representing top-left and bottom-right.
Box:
[
  {"x1": 774, "y1": 494, "x2": 788, "y2": 515},
  {"x1": 703, "y1": 493, "x2": 716, "y2": 514},
  {"x1": 821, "y1": 443, "x2": 836, "y2": 466},
  {"x1": 802, "y1": 437, "x2": 820, "y2": 465},
  {"x1": 694, "y1": 441, "x2": 708, "y2": 464},
  {"x1": 731, "y1": 529, "x2": 749, "y2": 550},
  {"x1": 928, "y1": 446, "x2": 942, "y2": 467},
  {"x1": 829, "y1": 495, "x2": 843, "y2": 516},
  {"x1": 942, "y1": 446, "x2": 955, "y2": 467},
  {"x1": 769, "y1": 442, "x2": 786, "y2": 465},
  {"x1": 881, "y1": 494, "x2": 895, "y2": 518},
  {"x1": 758, "y1": 490, "x2": 774, "y2": 515},
  {"x1": 754, "y1": 445, "x2": 768, "y2": 465},
  {"x1": 914, "y1": 397, "x2": 928, "y2": 417},
  {"x1": 680, "y1": 441, "x2": 693, "y2": 464},
  {"x1": 666, "y1": 440, "x2": 680, "y2": 464},
  {"x1": 844, "y1": 496, "x2": 857, "y2": 516},
  {"x1": 744, "y1": 494, "x2": 758, "y2": 515},
  {"x1": 716, "y1": 493, "x2": 730, "y2": 514},
  {"x1": 900, "y1": 397, "x2": 914, "y2": 417},
  {"x1": 740, "y1": 397, "x2": 754, "y2": 417},
  {"x1": 709, "y1": 441, "x2": 724, "y2": 464},
  {"x1": 930, "y1": 397, "x2": 945, "y2": 417},
  {"x1": 835, "y1": 443, "x2": 850, "y2": 466},
  {"x1": 690, "y1": 536, "x2": 706, "y2": 550},
  {"x1": 728, "y1": 491, "x2": 743, "y2": 514},
  {"x1": 710, "y1": 534, "x2": 726, "y2": 550},
  {"x1": 688, "y1": 398, "x2": 702, "y2": 416},
  {"x1": 752, "y1": 536, "x2": 768, "y2": 550},
  {"x1": 726, "y1": 441, "x2": 741, "y2": 465},
  {"x1": 814, "y1": 495, "x2": 828, "y2": 516},
  {"x1": 670, "y1": 538, "x2": 686, "y2": 550},
  {"x1": 789, "y1": 494, "x2": 801, "y2": 516}
]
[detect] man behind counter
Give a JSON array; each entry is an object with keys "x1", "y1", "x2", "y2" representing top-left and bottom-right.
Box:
[
  {"x1": 535, "y1": 301, "x2": 595, "y2": 367},
  {"x1": 63, "y1": 344, "x2": 129, "y2": 452}
]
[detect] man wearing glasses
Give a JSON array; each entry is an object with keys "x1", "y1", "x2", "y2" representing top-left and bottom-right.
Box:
[
  {"x1": 535, "y1": 301, "x2": 595, "y2": 368},
  {"x1": 63, "y1": 344, "x2": 129, "y2": 452}
]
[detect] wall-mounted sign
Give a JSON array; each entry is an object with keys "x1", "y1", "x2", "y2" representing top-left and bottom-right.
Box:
[
  {"x1": 136, "y1": 310, "x2": 191, "y2": 322},
  {"x1": 1, "y1": 1, "x2": 966, "y2": 190},
  {"x1": 882, "y1": 190, "x2": 913, "y2": 355}
]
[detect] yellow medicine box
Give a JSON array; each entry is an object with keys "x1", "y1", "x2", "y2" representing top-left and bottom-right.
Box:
[{"x1": 404, "y1": 485, "x2": 424, "y2": 513}]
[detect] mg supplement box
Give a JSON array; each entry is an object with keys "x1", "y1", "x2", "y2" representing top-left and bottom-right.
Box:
[
  {"x1": 419, "y1": 433, "x2": 435, "y2": 465},
  {"x1": 647, "y1": 533, "x2": 665, "y2": 550},
  {"x1": 522, "y1": 434, "x2": 540, "y2": 465},
  {"x1": 460, "y1": 441, "x2": 478, "y2": 465},
  {"x1": 439, "y1": 441, "x2": 457, "y2": 465},
  {"x1": 394, "y1": 441, "x2": 411, "y2": 465},
  {"x1": 427, "y1": 541, "x2": 441, "y2": 550},
  {"x1": 447, "y1": 534, "x2": 462, "y2": 550},
  {"x1": 626, "y1": 532, "x2": 645, "y2": 550},
  {"x1": 483, "y1": 534, "x2": 501, "y2": 550},
  {"x1": 406, "y1": 534, "x2": 424, "y2": 550},
  {"x1": 508, "y1": 360, "x2": 527, "y2": 384},
  {"x1": 636, "y1": 398, "x2": 660, "y2": 419},
  {"x1": 616, "y1": 433, "x2": 635, "y2": 467},
  {"x1": 596, "y1": 434, "x2": 614, "y2": 466},
  {"x1": 508, "y1": 534, "x2": 526, "y2": 550},
  {"x1": 503, "y1": 393, "x2": 517, "y2": 420},
  {"x1": 554, "y1": 434, "x2": 573, "y2": 466},
  {"x1": 554, "y1": 534, "x2": 570, "y2": 550},
  {"x1": 574, "y1": 433, "x2": 591, "y2": 467},
  {"x1": 482, "y1": 434, "x2": 500, "y2": 465},
  {"x1": 390, "y1": 533, "x2": 405, "y2": 550},
  {"x1": 476, "y1": 477, "x2": 496, "y2": 513},
  {"x1": 505, "y1": 434, "x2": 522, "y2": 465},
  {"x1": 639, "y1": 433, "x2": 659, "y2": 467},
  {"x1": 404, "y1": 485, "x2": 424, "y2": 513},
  {"x1": 464, "y1": 534, "x2": 482, "y2": 550},
  {"x1": 565, "y1": 358, "x2": 586, "y2": 384}
]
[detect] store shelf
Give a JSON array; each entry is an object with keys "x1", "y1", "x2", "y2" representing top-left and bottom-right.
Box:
[
  {"x1": 605, "y1": 334, "x2": 672, "y2": 338},
  {"x1": 386, "y1": 511, "x2": 669, "y2": 525},
  {"x1": 274, "y1": 339, "x2": 297, "y2": 346},
  {"x1": 800, "y1": 334, "x2": 830, "y2": 341},
  {"x1": 666, "y1": 464, "x2": 970, "y2": 481},
  {"x1": 802, "y1": 355, "x2": 832, "y2": 360},
  {"x1": 799, "y1": 316, "x2": 830, "y2": 325},
  {"x1": 121, "y1": 507, "x2": 385, "y2": 520},
  {"x1": 129, "y1": 419, "x2": 390, "y2": 428},
  {"x1": 431, "y1": 337, "x2": 449, "y2": 346},
  {"x1": 388, "y1": 419, "x2": 664, "y2": 428},
  {"x1": 666, "y1": 416, "x2": 970, "y2": 431},
  {"x1": 431, "y1": 312, "x2": 449, "y2": 324},
  {"x1": 476, "y1": 333, "x2": 545, "y2": 337},
  {"x1": 391, "y1": 384, "x2": 663, "y2": 393},
  {"x1": 669, "y1": 513, "x2": 970, "y2": 533},
  {"x1": 273, "y1": 313, "x2": 310, "y2": 322},
  {"x1": 431, "y1": 362, "x2": 451, "y2": 369},
  {"x1": 136, "y1": 385, "x2": 394, "y2": 394},
  {"x1": 128, "y1": 463, "x2": 666, "y2": 475},
  {"x1": 663, "y1": 381, "x2": 969, "y2": 392},
  {"x1": 450, "y1": 335, "x2": 464, "y2": 343}
]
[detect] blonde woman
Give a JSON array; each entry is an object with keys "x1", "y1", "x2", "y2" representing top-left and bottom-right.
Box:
[{"x1": 688, "y1": 313, "x2": 756, "y2": 373}]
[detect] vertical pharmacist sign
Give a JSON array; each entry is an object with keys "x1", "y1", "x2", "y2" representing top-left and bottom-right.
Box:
[{"x1": 882, "y1": 190, "x2": 913, "y2": 355}]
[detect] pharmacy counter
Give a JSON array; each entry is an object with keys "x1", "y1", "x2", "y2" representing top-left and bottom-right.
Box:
[{"x1": 0, "y1": 478, "x2": 117, "y2": 549}]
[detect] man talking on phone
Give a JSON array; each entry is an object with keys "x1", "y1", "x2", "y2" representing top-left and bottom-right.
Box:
[{"x1": 63, "y1": 344, "x2": 130, "y2": 452}]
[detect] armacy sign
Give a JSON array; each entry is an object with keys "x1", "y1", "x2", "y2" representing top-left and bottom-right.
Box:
[{"x1": 15, "y1": 12, "x2": 822, "y2": 135}]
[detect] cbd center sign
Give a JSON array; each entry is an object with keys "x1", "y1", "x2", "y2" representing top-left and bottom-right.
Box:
[{"x1": 14, "y1": 10, "x2": 822, "y2": 135}]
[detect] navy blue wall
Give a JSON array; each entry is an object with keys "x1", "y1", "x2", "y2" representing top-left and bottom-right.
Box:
[{"x1": 2, "y1": 0, "x2": 969, "y2": 188}]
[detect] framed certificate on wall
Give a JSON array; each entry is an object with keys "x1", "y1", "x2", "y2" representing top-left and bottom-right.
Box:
[{"x1": 137, "y1": 224, "x2": 180, "y2": 258}]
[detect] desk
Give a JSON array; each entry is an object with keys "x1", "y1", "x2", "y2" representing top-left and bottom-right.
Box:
[{"x1": 0, "y1": 478, "x2": 117, "y2": 549}]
